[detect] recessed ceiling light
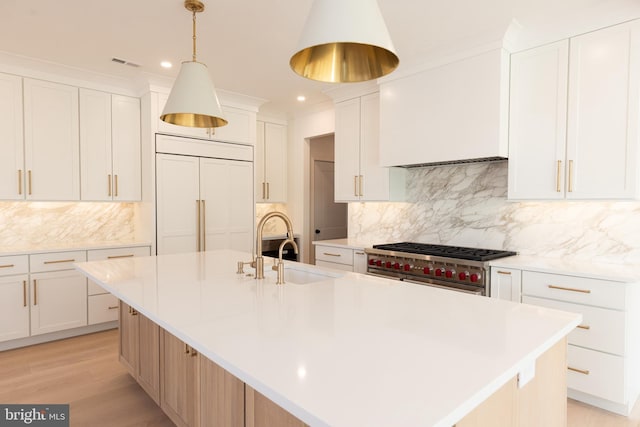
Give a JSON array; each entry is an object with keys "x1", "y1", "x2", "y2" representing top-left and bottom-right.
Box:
[
  {"x1": 161, "y1": 61, "x2": 172, "y2": 69},
  {"x1": 297, "y1": 95, "x2": 306, "y2": 102}
]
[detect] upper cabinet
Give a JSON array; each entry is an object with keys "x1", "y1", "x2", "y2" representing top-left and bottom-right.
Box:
[
  {"x1": 23, "y1": 79, "x2": 80, "y2": 201},
  {"x1": 255, "y1": 120, "x2": 287, "y2": 203},
  {"x1": 156, "y1": 92, "x2": 255, "y2": 145},
  {"x1": 80, "y1": 89, "x2": 141, "y2": 201},
  {"x1": 379, "y1": 48, "x2": 509, "y2": 167},
  {"x1": 335, "y1": 92, "x2": 405, "y2": 202},
  {"x1": 509, "y1": 20, "x2": 640, "y2": 200},
  {"x1": 0, "y1": 73, "x2": 24, "y2": 200}
]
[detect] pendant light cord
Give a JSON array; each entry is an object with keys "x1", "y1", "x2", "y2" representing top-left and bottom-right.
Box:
[{"x1": 192, "y1": 9, "x2": 197, "y2": 62}]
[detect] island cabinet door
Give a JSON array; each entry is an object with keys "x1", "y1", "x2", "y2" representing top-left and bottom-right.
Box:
[
  {"x1": 161, "y1": 330, "x2": 201, "y2": 427},
  {"x1": 245, "y1": 385, "x2": 307, "y2": 427},
  {"x1": 200, "y1": 356, "x2": 245, "y2": 427},
  {"x1": 119, "y1": 301, "x2": 139, "y2": 378},
  {"x1": 137, "y1": 314, "x2": 160, "y2": 404}
]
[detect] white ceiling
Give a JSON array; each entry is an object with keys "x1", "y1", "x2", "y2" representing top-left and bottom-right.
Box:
[{"x1": 0, "y1": 0, "x2": 638, "y2": 116}]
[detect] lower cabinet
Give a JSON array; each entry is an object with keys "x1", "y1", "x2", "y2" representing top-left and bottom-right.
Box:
[
  {"x1": 0, "y1": 274, "x2": 29, "y2": 342},
  {"x1": 200, "y1": 356, "x2": 244, "y2": 427},
  {"x1": 161, "y1": 330, "x2": 201, "y2": 427},
  {"x1": 30, "y1": 270, "x2": 87, "y2": 336},
  {"x1": 245, "y1": 385, "x2": 306, "y2": 427},
  {"x1": 490, "y1": 267, "x2": 522, "y2": 301},
  {"x1": 314, "y1": 244, "x2": 368, "y2": 273},
  {"x1": 119, "y1": 302, "x2": 161, "y2": 404}
]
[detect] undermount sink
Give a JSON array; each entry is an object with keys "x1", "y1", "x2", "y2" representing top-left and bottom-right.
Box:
[{"x1": 262, "y1": 266, "x2": 342, "y2": 285}]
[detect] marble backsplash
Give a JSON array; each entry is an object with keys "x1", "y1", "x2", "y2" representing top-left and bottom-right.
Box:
[
  {"x1": 349, "y1": 161, "x2": 640, "y2": 264},
  {"x1": 0, "y1": 202, "x2": 136, "y2": 250},
  {"x1": 256, "y1": 203, "x2": 290, "y2": 236}
]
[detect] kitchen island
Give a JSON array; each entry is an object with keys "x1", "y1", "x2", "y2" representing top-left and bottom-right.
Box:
[{"x1": 75, "y1": 250, "x2": 580, "y2": 427}]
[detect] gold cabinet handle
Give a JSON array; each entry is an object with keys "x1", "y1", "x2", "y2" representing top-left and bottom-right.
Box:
[
  {"x1": 44, "y1": 259, "x2": 75, "y2": 264},
  {"x1": 18, "y1": 170, "x2": 22, "y2": 195},
  {"x1": 28, "y1": 170, "x2": 32, "y2": 195},
  {"x1": 107, "y1": 254, "x2": 134, "y2": 259},
  {"x1": 108, "y1": 174, "x2": 112, "y2": 197},
  {"x1": 108, "y1": 305, "x2": 119, "y2": 310},
  {"x1": 33, "y1": 279, "x2": 37, "y2": 305},
  {"x1": 266, "y1": 182, "x2": 270, "y2": 200},
  {"x1": 0, "y1": 264, "x2": 15, "y2": 269},
  {"x1": 114, "y1": 174, "x2": 119, "y2": 197},
  {"x1": 201, "y1": 200, "x2": 206, "y2": 251},
  {"x1": 548, "y1": 284, "x2": 591, "y2": 294},
  {"x1": 354, "y1": 175, "x2": 358, "y2": 197},
  {"x1": 131, "y1": 309, "x2": 138, "y2": 316},
  {"x1": 568, "y1": 366, "x2": 590, "y2": 375},
  {"x1": 185, "y1": 343, "x2": 190, "y2": 354},
  {"x1": 23, "y1": 280, "x2": 27, "y2": 307},
  {"x1": 196, "y1": 200, "x2": 201, "y2": 252},
  {"x1": 556, "y1": 160, "x2": 562, "y2": 193},
  {"x1": 262, "y1": 182, "x2": 266, "y2": 200},
  {"x1": 323, "y1": 252, "x2": 341, "y2": 257},
  {"x1": 568, "y1": 160, "x2": 574, "y2": 192},
  {"x1": 576, "y1": 325, "x2": 591, "y2": 330},
  {"x1": 190, "y1": 348, "x2": 198, "y2": 357},
  {"x1": 359, "y1": 175, "x2": 364, "y2": 197},
  {"x1": 497, "y1": 270, "x2": 512, "y2": 275},
  {"x1": 355, "y1": 251, "x2": 365, "y2": 255}
]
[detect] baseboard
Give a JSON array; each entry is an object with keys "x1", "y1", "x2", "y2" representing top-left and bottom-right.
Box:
[
  {"x1": 0, "y1": 322, "x2": 118, "y2": 352},
  {"x1": 568, "y1": 388, "x2": 634, "y2": 416}
]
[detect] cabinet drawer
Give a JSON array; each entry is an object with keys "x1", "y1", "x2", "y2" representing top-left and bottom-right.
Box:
[
  {"x1": 87, "y1": 246, "x2": 150, "y2": 261},
  {"x1": 88, "y1": 293, "x2": 119, "y2": 325},
  {"x1": 315, "y1": 260, "x2": 354, "y2": 272},
  {"x1": 522, "y1": 271, "x2": 625, "y2": 309},
  {"x1": 567, "y1": 345, "x2": 625, "y2": 404},
  {"x1": 315, "y1": 246, "x2": 353, "y2": 266},
  {"x1": 523, "y1": 296, "x2": 625, "y2": 356},
  {"x1": 30, "y1": 251, "x2": 87, "y2": 273},
  {"x1": 0, "y1": 255, "x2": 29, "y2": 276}
]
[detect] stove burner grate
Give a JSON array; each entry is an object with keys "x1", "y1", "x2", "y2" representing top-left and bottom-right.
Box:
[{"x1": 371, "y1": 242, "x2": 517, "y2": 262}]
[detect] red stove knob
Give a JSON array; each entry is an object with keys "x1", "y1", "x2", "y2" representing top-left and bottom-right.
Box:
[
  {"x1": 393, "y1": 262, "x2": 401, "y2": 270},
  {"x1": 385, "y1": 261, "x2": 392, "y2": 268},
  {"x1": 404, "y1": 264, "x2": 412, "y2": 272},
  {"x1": 470, "y1": 273, "x2": 480, "y2": 283},
  {"x1": 423, "y1": 266, "x2": 431, "y2": 274},
  {"x1": 376, "y1": 260, "x2": 382, "y2": 267},
  {"x1": 458, "y1": 272, "x2": 468, "y2": 281},
  {"x1": 445, "y1": 270, "x2": 454, "y2": 278},
  {"x1": 369, "y1": 259, "x2": 376, "y2": 266},
  {"x1": 435, "y1": 268, "x2": 443, "y2": 277}
]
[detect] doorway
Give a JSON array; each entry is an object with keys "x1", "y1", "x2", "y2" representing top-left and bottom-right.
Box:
[{"x1": 309, "y1": 134, "x2": 348, "y2": 263}]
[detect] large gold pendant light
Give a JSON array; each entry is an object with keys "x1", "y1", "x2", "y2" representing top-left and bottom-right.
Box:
[
  {"x1": 290, "y1": 0, "x2": 399, "y2": 83},
  {"x1": 160, "y1": 0, "x2": 227, "y2": 128}
]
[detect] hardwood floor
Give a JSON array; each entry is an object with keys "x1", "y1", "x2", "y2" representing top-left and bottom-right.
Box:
[{"x1": 0, "y1": 330, "x2": 639, "y2": 426}]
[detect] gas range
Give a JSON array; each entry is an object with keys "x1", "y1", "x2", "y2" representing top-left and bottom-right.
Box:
[{"x1": 364, "y1": 242, "x2": 517, "y2": 296}]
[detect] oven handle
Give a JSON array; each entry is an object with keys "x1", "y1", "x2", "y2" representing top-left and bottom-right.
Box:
[
  {"x1": 366, "y1": 271, "x2": 402, "y2": 281},
  {"x1": 403, "y1": 278, "x2": 484, "y2": 296}
]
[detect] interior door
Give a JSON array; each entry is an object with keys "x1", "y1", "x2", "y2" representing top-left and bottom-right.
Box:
[
  {"x1": 200, "y1": 157, "x2": 253, "y2": 253},
  {"x1": 156, "y1": 154, "x2": 200, "y2": 254},
  {"x1": 312, "y1": 160, "x2": 347, "y2": 260}
]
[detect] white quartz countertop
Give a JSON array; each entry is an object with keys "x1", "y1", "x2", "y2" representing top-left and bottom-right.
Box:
[
  {"x1": 0, "y1": 240, "x2": 152, "y2": 256},
  {"x1": 75, "y1": 250, "x2": 580, "y2": 427},
  {"x1": 490, "y1": 255, "x2": 639, "y2": 282},
  {"x1": 311, "y1": 238, "x2": 375, "y2": 251}
]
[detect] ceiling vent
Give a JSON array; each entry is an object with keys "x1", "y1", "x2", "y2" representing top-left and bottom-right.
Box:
[{"x1": 111, "y1": 57, "x2": 140, "y2": 68}]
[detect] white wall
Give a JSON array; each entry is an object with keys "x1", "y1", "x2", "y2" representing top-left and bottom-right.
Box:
[{"x1": 287, "y1": 102, "x2": 335, "y2": 263}]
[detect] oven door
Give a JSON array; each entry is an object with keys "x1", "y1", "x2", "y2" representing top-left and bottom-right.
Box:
[{"x1": 403, "y1": 278, "x2": 484, "y2": 296}]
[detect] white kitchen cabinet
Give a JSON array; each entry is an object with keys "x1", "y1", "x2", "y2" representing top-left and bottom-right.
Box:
[
  {"x1": 157, "y1": 92, "x2": 255, "y2": 145},
  {"x1": 379, "y1": 48, "x2": 509, "y2": 167},
  {"x1": 86, "y1": 245, "x2": 150, "y2": 324},
  {"x1": 335, "y1": 93, "x2": 404, "y2": 202},
  {"x1": 490, "y1": 267, "x2": 522, "y2": 301},
  {"x1": 80, "y1": 90, "x2": 141, "y2": 201},
  {"x1": 255, "y1": 121, "x2": 287, "y2": 202},
  {"x1": 520, "y1": 270, "x2": 640, "y2": 415},
  {"x1": 314, "y1": 243, "x2": 368, "y2": 273},
  {"x1": 23, "y1": 78, "x2": 80, "y2": 200},
  {"x1": 0, "y1": 255, "x2": 30, "y2": 343},
  {"x1": 0, "y1": 73, "x2": 25, "y2": 200},
  {"x1": 29, "y1": 269, "x2": 87, "y2": 336},
  {"x1": 156, "y1": 137, "x2": 253, "y2": 255},
  {"x1": 509, "y1": 20, "x2": 640, "y2": 200}
]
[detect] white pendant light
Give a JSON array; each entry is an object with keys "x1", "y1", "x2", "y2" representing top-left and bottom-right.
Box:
[
  {"x1": 161, "y1": 0, "x2": 227, "y2": 128},
  {"x1": 290, "y1": 0, "x2": 399, "y2": 83}
]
